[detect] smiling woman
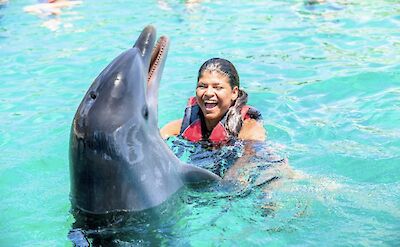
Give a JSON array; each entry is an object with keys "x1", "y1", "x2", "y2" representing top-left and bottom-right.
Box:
[{"x1": 160, "y1": 58, "x2": 266, "y2": 144}]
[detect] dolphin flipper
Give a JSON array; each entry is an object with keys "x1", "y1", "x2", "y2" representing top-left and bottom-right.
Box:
[{"x1": 179, "y1": 164, "x2": 222, "y2": 184}]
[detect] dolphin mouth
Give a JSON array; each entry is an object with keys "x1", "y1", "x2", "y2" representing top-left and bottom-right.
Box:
[{"x1": 148, "y1": 36, "x2": 169, "y2": 83}]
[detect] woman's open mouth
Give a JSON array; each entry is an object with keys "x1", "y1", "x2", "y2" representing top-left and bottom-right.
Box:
[{"x1": 205, "y1": 102, "x2": 218, "y2": 109}]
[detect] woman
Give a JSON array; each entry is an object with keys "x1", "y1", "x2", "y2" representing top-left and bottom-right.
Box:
[
  {"x1": 161, "y1": 58, "x2": 266, "y2": 144},
  {"x1": 161, "y1": 58, "x2": 293, "y2": 184},
  {"x1": 23, "y1": 0, "x2": 82, "y2": 17}
]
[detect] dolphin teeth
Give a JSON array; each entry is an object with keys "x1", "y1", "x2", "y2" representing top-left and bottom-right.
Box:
[{"x1": 148, "y1": 37, "x2": 167, "y2": 82}]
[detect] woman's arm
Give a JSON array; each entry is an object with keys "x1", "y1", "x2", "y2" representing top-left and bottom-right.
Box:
[
  {"x1": 238, "y1": 119, "x2": 266, "y2": 141},
  {"x1": 160, "y1": 119, "x2": 183, "y2": 139}
]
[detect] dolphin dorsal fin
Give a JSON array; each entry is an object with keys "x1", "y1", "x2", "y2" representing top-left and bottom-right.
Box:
[{"x1": 179, "y1": 164, "x2": 222, "y2": 184}]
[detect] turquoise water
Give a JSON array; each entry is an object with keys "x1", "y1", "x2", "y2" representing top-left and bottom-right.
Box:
[{"x1": 1, "y1": 0, "x2": 399, "y2": 245}]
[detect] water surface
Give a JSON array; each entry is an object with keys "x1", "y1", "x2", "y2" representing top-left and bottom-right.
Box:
[{"x1": 0, "y1": 0, "x2": 399, "y2": 246}]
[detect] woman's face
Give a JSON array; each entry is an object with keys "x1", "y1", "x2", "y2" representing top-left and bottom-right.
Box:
[{"x1": 196, "y1": 70, "x2": 238, "y2": 124}]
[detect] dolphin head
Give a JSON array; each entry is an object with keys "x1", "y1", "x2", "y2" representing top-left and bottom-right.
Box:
[
  {"x1": 73, "y1": 26, "x2": 168, "y2": 136},
  {"x1": 74, "y1": 48, "x2": 147, "y2": 133}
]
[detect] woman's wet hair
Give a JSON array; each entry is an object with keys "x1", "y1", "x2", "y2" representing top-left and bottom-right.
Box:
[{"x1": 198, "y1": 58, "x2": 248, "y2": 138}]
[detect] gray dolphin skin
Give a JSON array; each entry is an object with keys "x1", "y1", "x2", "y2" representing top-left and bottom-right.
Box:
[{"x1": 69, "y1": 25, "x2": 221, "y2": 215}]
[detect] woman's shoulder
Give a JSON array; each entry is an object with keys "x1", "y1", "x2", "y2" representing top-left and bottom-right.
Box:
[
  {"x1": 238, "y1": 105, "x2": 265, "y2": 141},
  {"x1": 242, "y1": 105, "x2": 263, "y2": 121},
  {"x1": 238, "y1": 117, "x2": 266, "y2": 141}
]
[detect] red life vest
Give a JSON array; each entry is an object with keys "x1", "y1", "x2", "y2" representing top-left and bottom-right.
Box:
[{"x1": 179, "y1": 97, "x2": 261, "y2": 144}]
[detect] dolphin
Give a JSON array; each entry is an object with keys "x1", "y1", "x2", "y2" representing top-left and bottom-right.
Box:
[{"x1": 69, "y1": 25, "x2": 221, "y2": 216}]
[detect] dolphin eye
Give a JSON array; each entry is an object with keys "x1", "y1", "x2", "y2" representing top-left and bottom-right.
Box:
[
  {"x1": 89, "y1": 92, "x2": 97, "y2": 100},
  {"x1": 142, "y1": 106, "x2": 149, "y2": 120}
]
